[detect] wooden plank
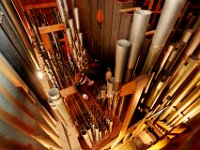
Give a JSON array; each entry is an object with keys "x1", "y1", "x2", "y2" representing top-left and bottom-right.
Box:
[
  {"x1": 24, "y1": 2, "x2": 57, "y2": 10},
  {"x1": 110, "y1": 1, "x2": 134, "y2": 68},
  {"x1": 120, "y1": 7, "x2": 141, "y2": 13},
  {"x1": 103, "y1": 0, "x2": 114, "y2": 66},
  {"x1": 150, "y1": 0, "x2": 163, "y2": 29},
  {"x1": 38, "y1": 24, "x2": 64, "y2": 34},
  {"x1": 91, "y1": 0, "x2": 102, "y2": 60},
  {"x1": 148, "y1": 0, "x2": 155, "y2": 10},
  {"x1": 75, "y1": 0, "x2": 92, "y2": 55},
  {"x1": 40, "y1": 34, "x2": 53, "y2": 54},
  {"x1": 119, "y1": 12, "x2": 133, "y2": 40}
]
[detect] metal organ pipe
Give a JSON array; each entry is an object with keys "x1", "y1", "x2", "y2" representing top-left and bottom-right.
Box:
[
  {"x1": 73, "y1": 7, "x2": 80, "y2": 33},
  {"x1": 81, "y1": 129, "x2": 92, "y2": 149},
  {"x1": 112, "y1": 40, "x2": 131, "y2": 118},
  {"x1": 48, "y1": 88, "x2": 75, "y2": 127},
  {"x1": 166, "y1": 86, "x2": 200, "y2": 124},
  {"x1": 125, "y1": 10, "x2": 151, "y2": 82},
  {"x1": 173, "y1": 98, "x2": 200, "y2": 127},
  {"x1": 159, "y1": 69, "x2": 200, "y2": 120},
  {"x1": 142, "y1": 0, "x2": 187, "y2": 73}
]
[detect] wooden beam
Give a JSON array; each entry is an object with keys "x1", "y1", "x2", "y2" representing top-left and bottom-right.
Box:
[
  {"x1": 120, "y1": 7, "x2": 141, "y2": 13},
  {"x1": 38, "y1": 24, "x2": 64, "y2": 34},
  {"x1": 60, "y1": 86, "x2": 77, "y2": 98},
  {"x1": 25, "y1": 2, "x2": 57, "y2": 10}
]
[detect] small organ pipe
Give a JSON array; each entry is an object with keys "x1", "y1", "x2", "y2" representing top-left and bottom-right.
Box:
[
  {"x1": 86, "y1": 125, "x2": 94, "y2": 142},
  {"x1": 142, "y1": 0, "x2": 187, "y2": 73},
  {"x1": 81, "y1": 129, "x2": 92, "y2": 149}
]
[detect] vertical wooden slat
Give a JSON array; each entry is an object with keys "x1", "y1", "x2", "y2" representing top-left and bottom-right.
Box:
[
  {"x1": 91, "y1": 0, "x2": 102, "y2": 60},
  {"x1": 118, "y1": 12, "x2": 133, "y2": 40},
  {"x1": 103, "y1": 0, "x2": 114, "y2": 65},
  {"x1": 75, "y1": 0, "x2": 92, "y2": 55},
  {"x1": 110, "y1": 1, "x2": 133, "y2": 68}
]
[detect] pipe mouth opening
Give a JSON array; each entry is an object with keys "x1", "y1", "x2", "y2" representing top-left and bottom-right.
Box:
[
  {"x1": 135, "y1": 10, "x2": 152, "y2": 15},
  {"x1": 108, "y1": 77, "x2": 115, "y2": 83},
  {"x1": 81, "y1": 130, "x2": 87, "y2": 135},
  {"x1": 86, "y1": 125, "x2": 91, "y2": 130},
  {"x1": 48, "y1": 88, "x2": 60, "y2": 97},
  {"x1": 117, "y1": 39, "x2": 131, "y2": 48},
  {"x1": 190, "y1": 54, "x2": 199, "y2": 60}
]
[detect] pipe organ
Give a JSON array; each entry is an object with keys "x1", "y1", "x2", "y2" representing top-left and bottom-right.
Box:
[{"x1": 0, "y1": 0, "x2": 200, "y2": 149}]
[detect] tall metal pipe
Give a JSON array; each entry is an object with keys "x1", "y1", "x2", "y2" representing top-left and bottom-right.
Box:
[
  {"x1": 166, "y1": 86, "x2": 200, "y2": 124},
  {"x1": 142, "y1": 0, "x2": 187, "y2": 73},
  {"x1": 159, "y1": 69, "x2": 200, "y2": 120},
  {"x1": 56, "y1": 0, "x2": 65, "y2": 24},
  {"x1": 112, "y1": 40, "x2": 130, "y2": 118},
  {"x1": 48, "y1": 88, "x2": 74, "y2": 127},
  {"x1": 73, "y1": 7, "x2": 80, "y2": 33},
  {"x1": 68, "y1": 19, "x2": 76, "y2": 41},
  {"x1": 63, "y1": 0, "x2": 69, "y2": 19},
  {"x1": 125, "y1": 10, "x2": 151, "y2": 82},
  {"x1": 1, "y1": 0, "x2": 39, "y2": 69},
  {"x1": 79, "y1": 33, "x2": 83, "y2": 47},
  {"x1": 154, "y1": 44, "x2": 174, "y2": 79}
]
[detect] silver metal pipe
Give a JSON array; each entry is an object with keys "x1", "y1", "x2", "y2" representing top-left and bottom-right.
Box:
[
  {"x1": 114, "y1": 40, "x2": 131, "y2": 83},
  {"x1": 166, "y1": 86, "x2": 200, "y2": 124},
  {"x1": 68, "y1": 19, "x2": 76, "y2": 41},
  {"x1": 81, "y1": 129, "x2": 92, "y2": 148},
  {"x1": 112, "y1": 40, "x2": 130, "y2": 118},
  {"x1": 109, "y1": 119, "x2": 113, "y2": 133},
  {"x1": 86, "y1": 125, "x2": 94, "y2": 142},
  {"x1": 66, "y1": 28, "x2": 73, "y2": 46},
  {"x1": 56, "y1": 0, "x2": 65, "y2": 23},
  {"x1": 142, "y1": 0, "x2": 187, "y2": 73},
  {"x1": 48, "y1": 88, "x2": 74, "y2": 127},
  {"x1": 79, "y1": 33, "x2": 83, "y2": 47},
  {"x1": 126, "y1": 10, "x2": 151, "y2": 81},
  {"x1": 73, "y1": 7, "x2": 80, "y2": 32},
  {"x1": 159, "y1": 69, "x2": 200, "y2": 120},
  {"x1": 95, "y1": 125, "x2": 99, "y2": 142},
  {"x1": 107, "y1": 77, "x2": 114, "y2": 98},
  {"x1": 154, "y1": 44, "x2": 174, "y2": 79},
  {"x1": 63, "y1": 0, "x2": 69, "y2": 19}
]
